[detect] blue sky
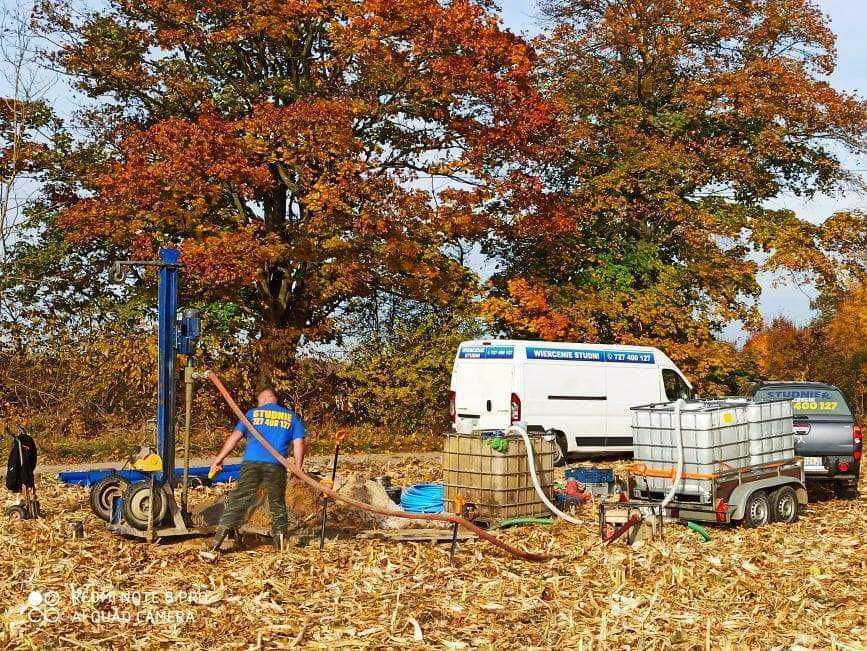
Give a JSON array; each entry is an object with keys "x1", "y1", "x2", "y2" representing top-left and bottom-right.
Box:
[{"x1": 497, "y1": 0, "x2": 867, "y2": 343}]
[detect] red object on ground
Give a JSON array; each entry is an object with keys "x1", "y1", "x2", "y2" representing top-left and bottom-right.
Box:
[{"x1": 566, "y1": 479, "x2": 581, "y2": 496}]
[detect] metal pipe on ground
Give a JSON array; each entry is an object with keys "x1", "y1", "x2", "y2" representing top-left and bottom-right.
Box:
[{"x1": 206, "y1": 371, "x2": 552, "y2": 563}]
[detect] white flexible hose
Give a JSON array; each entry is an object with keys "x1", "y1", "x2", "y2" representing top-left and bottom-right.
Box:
[
  {"x1": 660, "y1": 398, "x2": 686, "y2": 510},
  {"x1": 506, "y1": 424, "x2": 584, "y2": 526}
]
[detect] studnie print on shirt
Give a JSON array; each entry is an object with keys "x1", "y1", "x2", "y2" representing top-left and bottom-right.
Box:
[{"x1": 251, "y1": 409, "x2": 293, "y2": 429}]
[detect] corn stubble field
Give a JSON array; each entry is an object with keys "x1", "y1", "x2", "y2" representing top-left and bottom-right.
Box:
[{"x1": 1, "y1": 457, "x2": 865, "y2": 650}]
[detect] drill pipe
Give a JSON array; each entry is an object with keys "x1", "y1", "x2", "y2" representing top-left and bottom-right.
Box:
[{"x1": 206, "y1": 371, "x2": 551, "y2": 563}]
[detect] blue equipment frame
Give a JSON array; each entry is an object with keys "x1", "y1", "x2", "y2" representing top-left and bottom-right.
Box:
[
  {"x1": 157, "y1": 248, "x2": 181, "y2": 485},
  {"x1": 97, "y1": 248, "x2": 211, "y2": 539}
]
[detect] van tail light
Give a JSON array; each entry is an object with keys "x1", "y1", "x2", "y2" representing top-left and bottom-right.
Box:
[
  {"x1": 510, "y1": 393, "x2": 521, "y2": 424},
  {"x1": 854, "y1": 424, "x2": 862, "y2": 461},
  {"x1": 449, "y1": 391, "x2": 456, "y2": 423}
]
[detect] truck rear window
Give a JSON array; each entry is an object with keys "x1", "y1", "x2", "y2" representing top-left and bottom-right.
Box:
[{"x1": 755, "y1": 387, "x2": 851, "y2": 416}]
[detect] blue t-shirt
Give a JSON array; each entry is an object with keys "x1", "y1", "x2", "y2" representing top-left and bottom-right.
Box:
[{"x1": 236, "y1": 403, "x2": 305, "y2": 464}]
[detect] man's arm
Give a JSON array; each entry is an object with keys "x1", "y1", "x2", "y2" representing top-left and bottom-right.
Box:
[
  {"x1": 292, "y1": 437, "x2": 305, "y2": 470},
  {"x1": 210, "y1": 429, "x2": 244, "y2": 474}
]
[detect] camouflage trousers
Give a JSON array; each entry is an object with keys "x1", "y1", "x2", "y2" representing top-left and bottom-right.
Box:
[{"x1": 218, "y1": 461, "x2": 298, "y2": 535}]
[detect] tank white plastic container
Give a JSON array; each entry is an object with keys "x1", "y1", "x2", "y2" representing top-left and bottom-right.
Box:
[
  {"x1": 631, "y1": 399, "x2": 794, "y2": 498},
  {"x1": 745, "y1": 400, "x2": 795, "y2": 466}
]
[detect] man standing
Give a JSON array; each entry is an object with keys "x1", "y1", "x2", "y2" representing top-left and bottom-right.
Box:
[{"x1": 205, "y1": 385, "x2": 306, "y2": 555}]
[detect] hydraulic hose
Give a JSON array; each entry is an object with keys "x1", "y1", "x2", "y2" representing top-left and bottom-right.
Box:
[
  {"x1": 206, "y1": 371, "x2": 552, "y2": 562},
  {"x1": 400, "y1": 484, "x2": 444, "y2": 513},
  {"x1": 497, "y1": 517, "x2": 553, "y2": 529},
  {"x1": 660, "y1": 399, "x2": 686, "y2": 510},
  {"x1": 506, "y1": 424, "x2": 584, "y2": 526}
]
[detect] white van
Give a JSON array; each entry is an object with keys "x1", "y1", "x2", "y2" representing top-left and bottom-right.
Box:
[{"x1": 449, "y1": 340, "x2": 693, "y2": 461}]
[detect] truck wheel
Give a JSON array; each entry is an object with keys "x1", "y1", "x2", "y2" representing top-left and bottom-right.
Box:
[
  {"x1": 742, "y1": 490, "x2": 771, "y2": 528},
  {"x1": 833, "y1": 483, "x2": 859, "y2": 500},
  {"x1": 769, "y1": 486, "x2": 799, "y2": 524},
  {"x1": 89, "y1": 475, "x2": 131, "y2": 522}
]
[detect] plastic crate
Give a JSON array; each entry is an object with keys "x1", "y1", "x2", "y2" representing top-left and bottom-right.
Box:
[{"x1": 566, "y1": 467, "x2": 615, "y2": 484}]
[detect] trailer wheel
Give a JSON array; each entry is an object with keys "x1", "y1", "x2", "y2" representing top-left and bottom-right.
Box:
[
  {"x1": 89, "y1": 475, "x2": 131, "y2": 522},
  {"x1": 770, "y1": 486, "x2": 799, "y2": 524},
  {"x1": 121, "y1": 481, "x2": 168, "y2": 530},
  {"x1": 742, "y1": 490, "x2": 771, "y2": 528}
]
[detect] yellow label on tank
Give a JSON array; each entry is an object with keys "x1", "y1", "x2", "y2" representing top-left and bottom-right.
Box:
[{"x1": 722, "y1": 412, "x2": 735, "y2": 425}]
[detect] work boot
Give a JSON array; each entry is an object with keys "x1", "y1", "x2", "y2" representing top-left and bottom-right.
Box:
[{"x1": 199, "y1": 527, "x2": 231, "y2": 561}]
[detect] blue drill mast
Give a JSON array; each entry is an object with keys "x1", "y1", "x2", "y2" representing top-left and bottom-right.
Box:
[{"x1": 96, "y1": 248, "x2": 211, "y2": 540}]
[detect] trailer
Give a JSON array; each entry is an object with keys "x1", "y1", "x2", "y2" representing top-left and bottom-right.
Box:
[
  {"x1": 626, "y1": 459, "x2": 807, "y2": 526},
  {"x1": 598, "y1": 460, "x2": 807, "y2": 544}
]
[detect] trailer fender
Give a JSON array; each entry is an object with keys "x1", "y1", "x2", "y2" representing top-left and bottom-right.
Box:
[{"x1": 729, "y1": 479, "x2": 807, "y2": 521}]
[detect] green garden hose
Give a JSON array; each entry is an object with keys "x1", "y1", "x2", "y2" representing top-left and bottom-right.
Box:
[
  {"x1": 686, "y1": 521, "x2": 711, "y2": 542},
  {"x1": 497, "y1": 517, "x2": 554, "y2": 529}
]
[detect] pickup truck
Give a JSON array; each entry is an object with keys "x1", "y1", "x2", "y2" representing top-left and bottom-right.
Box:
[{"x1": 751, "y1": 381, "x2": 862, "y2": 499}]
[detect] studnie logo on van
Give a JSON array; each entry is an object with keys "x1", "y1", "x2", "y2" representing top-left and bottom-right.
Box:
[
  {"x1": 458, "y1": 346, "x2": 514, "y2": 359},
  {"x1": 526, "y1": 347, "x2": 654, "y2": 364}
]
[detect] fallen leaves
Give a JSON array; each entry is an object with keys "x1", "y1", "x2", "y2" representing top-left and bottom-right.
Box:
[{"x1": 0, "y1": 456, "x2": 865, "y2": 648}]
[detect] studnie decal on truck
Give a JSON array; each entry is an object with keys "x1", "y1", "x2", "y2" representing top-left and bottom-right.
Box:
[
  {"x1": 763, "y1": 389, "x2": 840, "y2": 412},
  {"x1": 525, "y1": 347, "x2": 655, "y2": 364}
]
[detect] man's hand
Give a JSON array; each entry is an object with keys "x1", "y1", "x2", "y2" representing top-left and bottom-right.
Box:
[{"x1": 208, "y1": 462, "x2": 223, "y2": 480}]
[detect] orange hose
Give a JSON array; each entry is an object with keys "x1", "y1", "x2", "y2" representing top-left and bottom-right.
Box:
[{"x1": 206, "y1": 371, "x2": 552, "y2": 562}]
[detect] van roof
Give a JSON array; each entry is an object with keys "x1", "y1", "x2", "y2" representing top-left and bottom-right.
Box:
[
  {"x1": 462, "y1": 339, "x2": 660, "y2": 352},
  {"x1": 459, "y1": 339, "x2": 677, "y2": 365}
]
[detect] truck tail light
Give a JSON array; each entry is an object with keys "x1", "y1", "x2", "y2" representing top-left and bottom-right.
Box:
[
  {"x1": 837, "y1": 460, "x2": 851, "y2": 473},
  {"x1": 854, "y1": 424, "x2": 862, "y2": 461},
  {"x1": 510, "y1": 393, "x2": 521, "y2": 424},
  {"x1": 449, "y1": 391, "x2": 456, "y2": 423}
]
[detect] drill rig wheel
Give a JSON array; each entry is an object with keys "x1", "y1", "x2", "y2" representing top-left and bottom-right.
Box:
[
  {"x1": 89, "y1": 475, "x2": 131, "y2": 522},
  {"x1": 5, "y1": 505, "x2": 27, "y2": 520},
  {"x1": 121, "y1": 480, "x2": 168, "y2": 530}
]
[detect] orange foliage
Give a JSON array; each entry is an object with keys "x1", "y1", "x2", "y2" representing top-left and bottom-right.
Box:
[
  {"x1": 482, "y1": 0, "x2": 867, "y2": 393},
  {"x1": 46, "y1": 0, "x2": 548, "y2": 367}
]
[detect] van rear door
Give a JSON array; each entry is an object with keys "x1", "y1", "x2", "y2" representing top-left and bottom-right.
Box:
[{"x1": 451, "y1": 345, "x2": 515, "y2": 432}]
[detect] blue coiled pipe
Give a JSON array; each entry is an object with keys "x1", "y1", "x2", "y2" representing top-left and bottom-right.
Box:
[{"x1": 400, "y1": 483, "x2": 444, "y2": 513}]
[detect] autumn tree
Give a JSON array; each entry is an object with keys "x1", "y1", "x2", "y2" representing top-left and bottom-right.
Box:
[
  {"x1": 482, "y1": 0, "x2": 867, "y2": 393},
  {"x1": 0, "y1": 1, "x2": 62, "y2": 345},
  {"x1": 31, "y1": 0, "x2": 546, "y2": 371}
]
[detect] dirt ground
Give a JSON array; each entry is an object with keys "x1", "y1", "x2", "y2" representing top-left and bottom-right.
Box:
[{"x1": 1, "y1": 456, "x2": 865, "y2": 649}]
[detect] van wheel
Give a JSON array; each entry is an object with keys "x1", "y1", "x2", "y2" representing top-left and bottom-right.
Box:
[
  {"x1": 769, "y1": 486, "x2": 799, "y2": 524},
  {"x1": 551, "y1": 432, "x2": 568, "y2": 467},
  {"x1": 742, "y1": 490, "x2": 771, "y2": 528}
]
